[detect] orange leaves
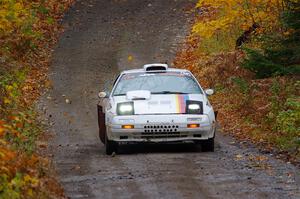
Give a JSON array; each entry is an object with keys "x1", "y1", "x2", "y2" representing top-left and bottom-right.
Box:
[
  {"x1": 0, "y1": 120, "x2": 7, "y2": 137},
  {"x1": 0, "y1": 147, "x2": 16, "y2": 162},
  {"x1": 0, "y1": 117, "x2": 61, "y2": 197},
  {"x1": 0, "y1": 128, "x2": 4, "y2": 137},
  {"x1": 0, "y1": 0, "x2": 73, "y2": 198}
]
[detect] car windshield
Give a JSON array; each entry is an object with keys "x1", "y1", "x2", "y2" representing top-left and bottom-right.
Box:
[{"x1": 113, "y1": 72, "x2": 203, "y2": 96}]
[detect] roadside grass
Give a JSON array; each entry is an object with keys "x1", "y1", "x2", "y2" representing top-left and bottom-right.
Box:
[{"x1": 1, "y1": 0, "x2": 74, "y2": 198}]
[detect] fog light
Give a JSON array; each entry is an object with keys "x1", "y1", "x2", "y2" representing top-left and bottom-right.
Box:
[
  {"x1": 122, "y1": 125, "x2": 134, "y2": 129},
  {"x1": 187, "y1": 124, "x2": 200, "y2": 128}
]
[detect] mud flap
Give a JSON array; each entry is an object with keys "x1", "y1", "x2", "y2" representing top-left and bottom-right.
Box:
[
  {"x1": 214, "y1": 111, "x2": 218, "y2": 120},
  {"x1": 97, "y1": 104, "x2": 106, "y2": 144}
]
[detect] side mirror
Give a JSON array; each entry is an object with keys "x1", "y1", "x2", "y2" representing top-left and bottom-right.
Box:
[
  {"x1": 98, "y1": 91, "x2": 107, "y2": 99},
  {"x1": 205, "y1": 89, "x2": 214, "y2": 96}
]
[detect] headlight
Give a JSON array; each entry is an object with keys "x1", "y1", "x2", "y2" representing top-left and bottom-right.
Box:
[
  {"x1": 186, "y1": 100, "x2": 203, "y2": 114},
  {"x1": 117, "y1": 102, "x2": 134, "y2": 115}
]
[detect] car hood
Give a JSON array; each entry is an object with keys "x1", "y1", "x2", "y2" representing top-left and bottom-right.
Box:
[{"x1": 112, "y1": 94, "x2": 206, "y2": 115}]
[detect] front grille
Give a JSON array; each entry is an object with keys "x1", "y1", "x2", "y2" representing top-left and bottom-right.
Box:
[
  {"x1": 130, "y1": 125, "x2": 188, "y2": 139},
  {"x1": 144, "y1": 125, "x2": 179, "y2": 133}
]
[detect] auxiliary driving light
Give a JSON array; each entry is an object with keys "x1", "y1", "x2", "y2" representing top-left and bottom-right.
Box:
[
  {"x1": 188, "y1": 104, "x2": 200, "y2": 110},
  {"x1": 187, "y1": 124, "x2": 200, "y2": 128},
  {"x1": 119, "y1": 104, "x2": 133, "y2": 112},
  {"x1": 185, "y1": 100, "x2": 203, "y2": 114},
  {"x1": 117, "y1": 102, "x2": 134, "y2": 115}
]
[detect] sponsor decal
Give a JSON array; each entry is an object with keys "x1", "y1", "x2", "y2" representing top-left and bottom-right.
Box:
[{"x1": 175, "y1": 94, "x2": 189, "y2": 113}]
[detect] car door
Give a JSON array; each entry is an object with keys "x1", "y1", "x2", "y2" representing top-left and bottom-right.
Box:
[{"x1": 97, "y1": 74, "x2": 120, "y2": 144}]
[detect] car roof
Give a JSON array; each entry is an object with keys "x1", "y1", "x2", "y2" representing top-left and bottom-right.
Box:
[{"x1": 121, "y1": 67, "x2": 190, "y2": 74}]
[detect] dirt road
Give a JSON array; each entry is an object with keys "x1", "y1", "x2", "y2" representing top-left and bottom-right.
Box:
[{"x1": 40, "y1": 0, "x2": 300, "y2": 198}]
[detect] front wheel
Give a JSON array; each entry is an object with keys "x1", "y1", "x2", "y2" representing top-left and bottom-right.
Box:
[
  {"x1": 201, "y1": 138, "x2": 214, "y2": 152},
  {"x1": 105, "y1": 134, "x2": 118, "y2": 155}
]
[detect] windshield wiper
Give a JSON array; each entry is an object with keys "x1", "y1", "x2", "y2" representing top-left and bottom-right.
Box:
[
  {"x1": 113, "y1": 94, "x2": 126, "y2": 96},
  {"x1": 151, "y1": 91, "x2": 188, "y2": 95}
]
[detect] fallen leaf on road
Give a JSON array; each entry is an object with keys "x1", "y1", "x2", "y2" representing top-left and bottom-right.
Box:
[
  {"x1": 235, "y1": 154, "x2": 244, "y2": 160},
  {"x1": 65, "y1": 99, "x2": 71, "y2": 104},
  {"x1": 128, "y1": 55, "x2": 133, "y2": 62},
  {"x1": 36, "y1": 141, "x2": 48, "y2": 148},
  {"x1": 72, "y1": 165, "x2": 81, "y2": 171},
  {"x1": 45, "y1": 80, "x2": 53, "y2": 88}
]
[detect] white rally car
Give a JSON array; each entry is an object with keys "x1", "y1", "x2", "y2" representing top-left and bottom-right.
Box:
[{"x1": 97, "y1": 64, "x2": 216, "y2": 155}]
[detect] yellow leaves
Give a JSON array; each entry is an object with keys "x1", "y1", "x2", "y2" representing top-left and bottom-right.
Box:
[
  {"x1": 193, "y1": 0, "x2": 284, "y2": 42},
  {"x1": 3, "y1": 83, "x2": 20, "y2": 106},
  {"x1": 197, "y1": 0, "x2": 233, "y2": 9},
  {"x1": 4, "y1": 97, "x2": 12, "y2": 104},
  {"x1": 14, "y1": 3, "x2": 23, "y2": 11},
  {"x1": 0, "y1": 0, "x2": 31, "y2": 33},
  {"x1": 193, "y1": 16, "x2": 235, "y2": 39},
  {"x1": 24, "y1": 175, "x2": 39, "y2": 187},
  {"x1": 5, "y1": 85, "x2": 14, "y2": 92},
  {"x1": 128, "y1": 55, "x2": 133, "y2": 62},
  {"x1": 27, "y1": 188, "x2": 34, "y2": 197}
]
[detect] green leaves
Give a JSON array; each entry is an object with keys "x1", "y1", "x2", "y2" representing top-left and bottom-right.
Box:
[
  {"x1": 275, "y1": 96, "x2": 300, "y2": 150},
  {"x1": 242, "y1": 48, "x2": 288, "y2": 78},
  {"x1": 232, "y1": 77, "x2": 249, "y2": 94},
  {"x1": 242, "y1": 1, "x2": 300, "y2": 78}
]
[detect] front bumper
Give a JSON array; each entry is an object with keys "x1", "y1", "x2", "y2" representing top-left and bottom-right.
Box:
[{"x1": 106, "y1": 114, "x2": 215, "y2": 143}]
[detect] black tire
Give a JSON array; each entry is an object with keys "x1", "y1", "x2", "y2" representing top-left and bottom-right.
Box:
[
  {"x1": 105, "y1": 134, "x2": 118, "y2": 155},
  {"x1": 201, "y1": 138, "x2": 214, "y2": 152},
  {"x1": 97, "y1": 105, "x2": 106, "y2": 144}
]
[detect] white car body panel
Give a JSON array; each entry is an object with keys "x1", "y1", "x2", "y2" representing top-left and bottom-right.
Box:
[{"x1": 100, "y1": 66, "x2": 216, "y2": 143}]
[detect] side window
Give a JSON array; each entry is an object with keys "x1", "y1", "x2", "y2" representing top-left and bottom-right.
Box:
[{"x1": 103, "y1": 74, "x2": 121, "y2": 96}]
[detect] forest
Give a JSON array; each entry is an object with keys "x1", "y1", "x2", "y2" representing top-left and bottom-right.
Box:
[
  {"x1": 176, "y1": 0, "x2": 299, "y2": 163},
  {"x1": 0, "y1": 0, "x2": 73, "y2": 198}
]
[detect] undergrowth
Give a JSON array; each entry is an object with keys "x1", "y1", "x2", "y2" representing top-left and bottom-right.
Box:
[
  {"x1": 0, "y1": 0, "x2": 73, "y2": 198},
  {"x1": 175, "y1": 0, "x2": 300, "y2": 164}
]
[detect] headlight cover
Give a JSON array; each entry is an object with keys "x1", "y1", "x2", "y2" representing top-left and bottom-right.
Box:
[
  {"x1": 117, "y1": 102, "x2": 134, "y2": 115},
  {"x1": 186, "y1": 100, "x2": 203, "y2": 114}
]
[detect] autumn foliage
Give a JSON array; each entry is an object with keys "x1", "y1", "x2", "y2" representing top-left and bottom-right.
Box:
[
  {"x1": 175, "y1": 0, "x2": 300, "y2": 164},
  {"x1": 0, "y1": 0, "x2": 73, "y2": 198},
  {"x1": 193, "y1": 0, "x2": 286, "y2": 51}
]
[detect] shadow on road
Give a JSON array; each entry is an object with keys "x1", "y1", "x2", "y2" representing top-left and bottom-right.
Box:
[{"x1": 117, "y1": 143, "x2": 207, "y2": 154}]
